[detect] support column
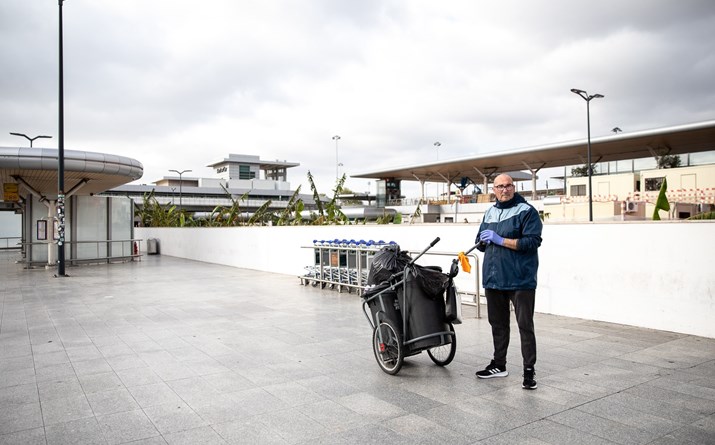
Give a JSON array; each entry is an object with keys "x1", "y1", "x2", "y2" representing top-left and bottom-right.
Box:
[{"x1": 522, "y1": 162, "x2": 546, "y2": 201}]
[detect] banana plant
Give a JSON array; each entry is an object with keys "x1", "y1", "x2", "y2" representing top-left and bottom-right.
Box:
[
  {"x1": 275, "y1": 186, "x2": 305, "y2": 226},
  {"x1": 135, "y1": 190, "x2": 182, "y2": 227},
  {"x1": 306, "y1": 171, "x2": 348, "y2": 225}
]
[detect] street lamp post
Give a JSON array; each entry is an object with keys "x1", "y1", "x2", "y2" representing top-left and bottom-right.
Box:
[
  {"x1": 9, "y1": 133, "x2": 52, "y2": 147},
  {"x1": 570, "y1": 88, "x2": 604, "y2": 222},
  {"x1": 169, "y1": 169, "x2": 192, "y2": 212},
  {"x1": 332, "y1": 135, "x2": 341, "y2": 180},
  {"x1": 57, "y1": 0, "x2": 67, "y2": 277},
  {"x1": 434, "y1": 142, "x2": 441, "y2": 199}
]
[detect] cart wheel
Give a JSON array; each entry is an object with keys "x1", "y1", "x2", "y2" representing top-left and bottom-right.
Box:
[
  {"x1": 311, "y1": 280, "x2": 319, "y2": 287},
  {"x1": 372, "y1": 320, "x2": 404, "y2": 375},
  {"x1": 427, "y1": 323, "x2": 456, "y2": 366}
]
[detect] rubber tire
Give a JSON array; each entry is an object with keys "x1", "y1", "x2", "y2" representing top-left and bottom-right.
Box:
[
  {"x1": 427, "y1": 322, "x2": 456, "y2": 366},
  {"x1": 372, "y1": 320, "x2": 404, "y2": 375}
]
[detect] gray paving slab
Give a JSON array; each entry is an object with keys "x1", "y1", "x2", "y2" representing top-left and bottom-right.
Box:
[{"x1": 1, "y1": 251, "x2": 715, "y2": 444}]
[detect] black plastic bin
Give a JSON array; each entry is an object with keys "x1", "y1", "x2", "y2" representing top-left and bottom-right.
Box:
[
  {"x1": 400, "y1": 266, "x2": 450, "y2": 351},
  {"x1": 363, "y1": 283, "x2": 402, "y2": 335}
]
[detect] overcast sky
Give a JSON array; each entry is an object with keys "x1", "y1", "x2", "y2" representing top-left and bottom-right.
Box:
[{"x1": 2, "y1": 0, "x2": 714, "y2": 197}]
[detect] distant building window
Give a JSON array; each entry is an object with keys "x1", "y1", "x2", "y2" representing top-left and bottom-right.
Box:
[
  {"x1": 645, "y1": 177, "x2": 664, "y2": 192},
  {"x1": 570, "y1": 185, "x2": 586, "y2": 196},
  {"x1": 239, "y1": 165, "x2": 255, "y2": 180}
]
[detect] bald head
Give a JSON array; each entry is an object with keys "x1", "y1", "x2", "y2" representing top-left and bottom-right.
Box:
[
  {"x1": 493, "y1": 174, "x2": 515, "y2": 202},
  {"x1": 494, "y1": 174, "x2": 513, "y2": 184}
]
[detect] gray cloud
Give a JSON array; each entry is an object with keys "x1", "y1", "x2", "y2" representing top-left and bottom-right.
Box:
[{"x1": 1, "y1": 0, "x2": 713, "y2": 195}]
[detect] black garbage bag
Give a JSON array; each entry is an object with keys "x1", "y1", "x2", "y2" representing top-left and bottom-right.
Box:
[
  {"x1": 412, "y1": 264, "x2": 449, "y2": 300},
  {"x1": 368, "y1": 244, "x2": 411, "y2": 285}
]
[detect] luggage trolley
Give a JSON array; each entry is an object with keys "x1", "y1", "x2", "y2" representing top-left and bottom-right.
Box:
[{"x1": 361, "y1": 237, "x2": 461, "y2": 375}]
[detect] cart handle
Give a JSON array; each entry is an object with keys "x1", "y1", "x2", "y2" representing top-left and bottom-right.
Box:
[{"x1": 408, "y1": 237, "x2": 440, "y2": 266}]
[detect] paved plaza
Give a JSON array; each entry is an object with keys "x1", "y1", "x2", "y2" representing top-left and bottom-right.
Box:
[{"x1": 1, "y1": 251, "x2": 714, "y2": 444}]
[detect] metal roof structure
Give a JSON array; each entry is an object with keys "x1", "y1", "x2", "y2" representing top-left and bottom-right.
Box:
[
  {"x1": 351, "y1": 120, "x2": 715, "y2": 184},
  {"x1": 0, "y1": 147, "x2": 143, "y2": 198}
]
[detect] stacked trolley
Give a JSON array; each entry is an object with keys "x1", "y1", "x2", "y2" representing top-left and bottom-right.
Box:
[
  {"x1": 362, "y1": 237, "x2": 469, "y2": 375},
  {"x1": 301, "y1": 239, "x2": 396, "y2": 293}
]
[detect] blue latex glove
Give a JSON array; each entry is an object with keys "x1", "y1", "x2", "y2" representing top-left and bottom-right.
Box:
[{"x1": 479, "y1": 230, "x2": 504, "y2": 246}]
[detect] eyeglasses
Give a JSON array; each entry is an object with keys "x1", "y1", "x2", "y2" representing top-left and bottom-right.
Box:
[{"x1": 494, "y1": 184, "x2": 514, "y2": 191}]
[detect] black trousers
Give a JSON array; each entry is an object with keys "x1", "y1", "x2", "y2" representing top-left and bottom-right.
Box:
[{"x1": 485, "y1": 288, "x2": 536, "y2": 368}]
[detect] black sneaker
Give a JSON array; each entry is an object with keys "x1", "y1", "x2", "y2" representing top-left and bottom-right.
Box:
[
  {"x1": 476, "y1": 360, "x2": 508, "y2": 379},
  {"x1": 522, "y1": 367, "x2": 537, "y2": 390}
]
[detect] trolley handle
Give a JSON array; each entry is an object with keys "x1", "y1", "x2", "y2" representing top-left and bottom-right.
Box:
[
  {"x1": 408, "y1": 237, "x2": 440, "y2": 266},
  {"x1": 387, "y1": 270, "x2": 406, "y2": 284}
]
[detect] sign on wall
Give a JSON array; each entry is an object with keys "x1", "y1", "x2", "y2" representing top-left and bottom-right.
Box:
[{"x1": 3, "y1": 183, "x2": 19, "y2": 202}]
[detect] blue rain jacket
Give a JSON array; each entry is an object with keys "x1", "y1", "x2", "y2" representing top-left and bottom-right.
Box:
[{"x1": 476, "y1": 193, "x2": 543, "y2": 290}]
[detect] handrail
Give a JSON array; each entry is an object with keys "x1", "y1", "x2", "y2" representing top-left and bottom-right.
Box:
[
  {"x1": 0, "y1": 236, "x2": 22, "y2": 250},
  {"x1": 20, "y1": 238, "x2": 142, "y2": 245},
  {"x1": 19, "y1": 238, "x2": 143, "y2": 267}
]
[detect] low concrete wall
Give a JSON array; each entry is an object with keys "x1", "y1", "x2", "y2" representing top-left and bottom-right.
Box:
[{"x1": 137, "y1": 221, "x2": 715, "y2": 338}]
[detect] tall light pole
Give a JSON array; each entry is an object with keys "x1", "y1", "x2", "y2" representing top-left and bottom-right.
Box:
[
  {"x1": 332, "y1": 135, "x2": 341, "y2": 180},
  {"x1": 434, "y1": 142, "x2": 441, "y2": 199},
  {"x1": 9, "y1": 133, "x2": 52, "y2": 147},
  {"x1": 169, "y1": 169, "x2": 192, "y2": 211},
  {"x1": 57, "y1": 0, "x2": 67, "y2": 277},
  {"x1": 571, "y1": 88, "x2": 604, "y2": 222}
]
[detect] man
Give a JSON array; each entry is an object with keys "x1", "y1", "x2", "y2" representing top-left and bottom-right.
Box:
[{"x1": 475, "y1": 174, "x2": 543, "y2": 390}]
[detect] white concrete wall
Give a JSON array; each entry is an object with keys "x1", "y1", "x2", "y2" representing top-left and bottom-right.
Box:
[
  {"x1": 0, "y1": 212, "x2": 21, "y2": 248},
  {"x1": 0, "y1": 212, "x2": 21, "y2": 238},
  {"x1": 137, "y1": 221, "x2": 715, "y2": 338}
]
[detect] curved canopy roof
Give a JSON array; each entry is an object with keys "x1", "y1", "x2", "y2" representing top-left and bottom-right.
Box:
[
  {"x1": 0, "y1": 147, "x2": 143, "y2": 198},
  {"x1": 352, "y1": 120, "x2": 715, "y2": 183}
]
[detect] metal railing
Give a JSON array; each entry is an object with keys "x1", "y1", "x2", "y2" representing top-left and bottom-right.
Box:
[
  {"x1": 18, "y1": 239, "x2": 143, "y2": 267},
  {"x1": 0, "y1": 237, "x2": 22, "y2": 250}
]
